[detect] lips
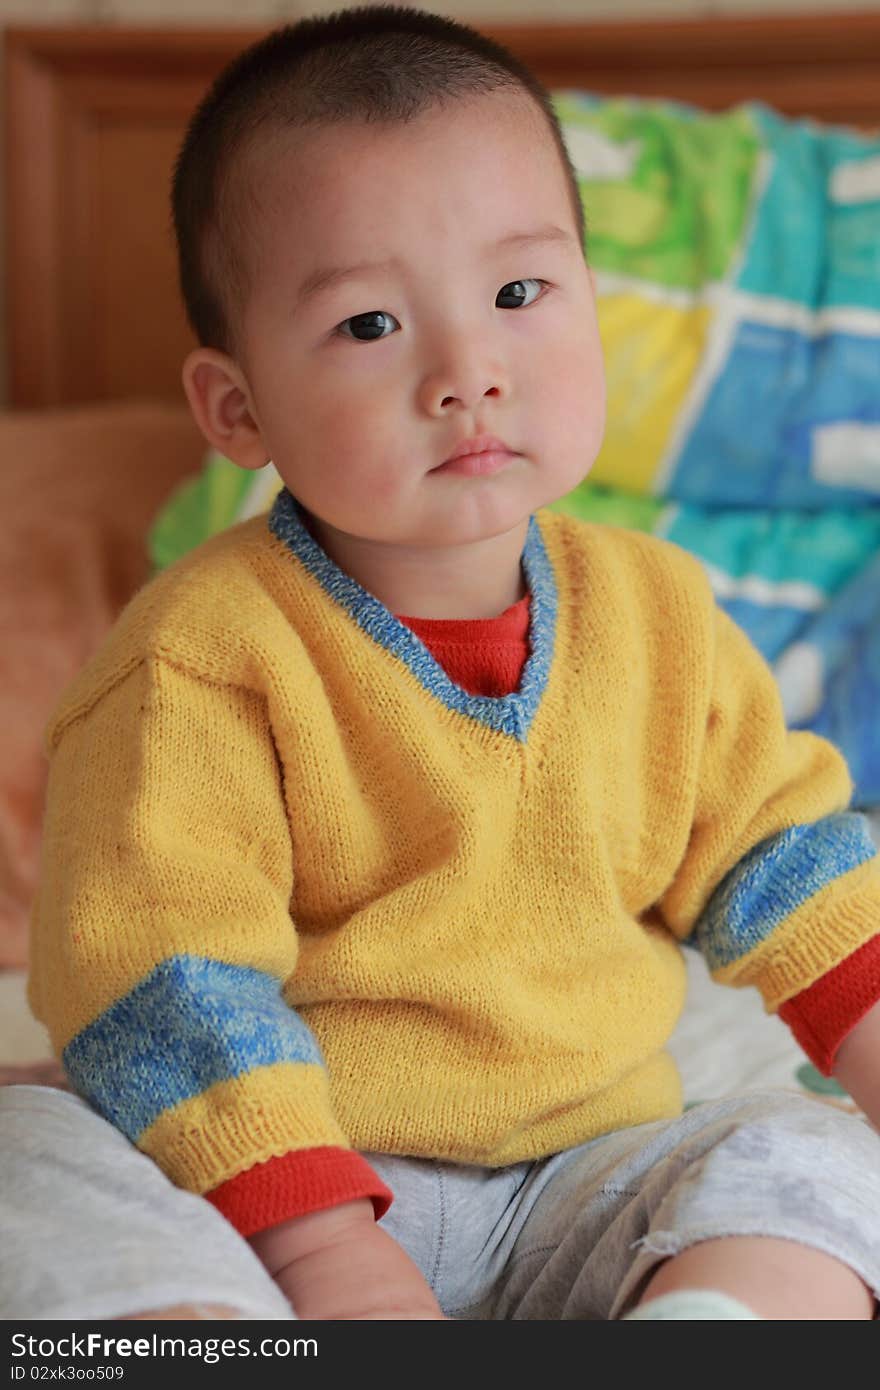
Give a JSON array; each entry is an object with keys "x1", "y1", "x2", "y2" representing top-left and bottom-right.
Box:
[
  {"x1": 433, "y1": 434, "x2": 516, "y2": 477},
  {"x1": 443, "y1": 433, "x2": 512, "y2": 464}
]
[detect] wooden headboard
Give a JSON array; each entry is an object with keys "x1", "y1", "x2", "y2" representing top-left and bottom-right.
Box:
[{"x1": 6, "y1": 11, "x2": 880, "y2": 409}]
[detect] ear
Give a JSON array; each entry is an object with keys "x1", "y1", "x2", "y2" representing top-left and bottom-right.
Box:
[{"x1": 181, "y1": 347, "x2": 270, "y2": 471}]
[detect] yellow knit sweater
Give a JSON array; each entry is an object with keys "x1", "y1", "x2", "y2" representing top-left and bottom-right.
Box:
[{"x1": 28, "y1": 492, "x2": 880, "y2": 1201}]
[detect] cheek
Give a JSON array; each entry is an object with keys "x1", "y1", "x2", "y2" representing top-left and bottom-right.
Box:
[
  {"x1": 317, "y1": 386, "x2": 392, "y2": 443},
  {"x1": 314, "y1": 409, "x2": 405, "y2": 504},
  {"x1": 545, "y1": 329, "x2": 605, "y2": 423},
  {"x1": 539, "y1": 331, "x2": 606, "y2": 479},
  {"x1": 367, "y1": 474, "x2": 406, "y2": 511}
]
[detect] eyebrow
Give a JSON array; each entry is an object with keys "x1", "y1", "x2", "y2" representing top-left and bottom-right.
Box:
[{"x1": 294, "y1": 222, "x2": 576, "y2": 311}]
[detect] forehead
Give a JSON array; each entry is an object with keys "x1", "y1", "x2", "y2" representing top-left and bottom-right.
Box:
[{"x1": 241, "y1": 89, "x2": 572, "y2": 274}]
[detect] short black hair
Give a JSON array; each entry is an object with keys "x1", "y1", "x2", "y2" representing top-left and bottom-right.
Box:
[{"x1": 171, "y1": 4, "x2": 586, "y2": 360}]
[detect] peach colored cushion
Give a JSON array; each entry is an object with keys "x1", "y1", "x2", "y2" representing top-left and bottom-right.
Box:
[{"x1": 0, "y1": 401, "x2": 203, "y2": 968}]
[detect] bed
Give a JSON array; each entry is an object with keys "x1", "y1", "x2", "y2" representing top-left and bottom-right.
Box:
[{"x1": 2, "y1": 10, "x2": 879, "y2": 1123}]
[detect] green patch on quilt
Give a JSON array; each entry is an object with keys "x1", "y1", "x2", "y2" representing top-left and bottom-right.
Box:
[
  {"x1": 149, "y1": 452, "x2": 254, "y2": 573},
  {"x1": 795, "y1": 1063, "x2": 848, "y2": 1098},
  {"x1": 553, "y1": 94, "x2": 760, "y2": 288},
  {"x1": 549, "y1": 480, "x2": 663, "y2": 532}
]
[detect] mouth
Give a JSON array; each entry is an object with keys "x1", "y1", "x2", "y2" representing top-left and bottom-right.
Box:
[
  {"x1": 432, "y1": 434, "x2": 517, "y2": 477},
  {"x1": 432, "y1": 451, "x2": 515, "y2": 477}
]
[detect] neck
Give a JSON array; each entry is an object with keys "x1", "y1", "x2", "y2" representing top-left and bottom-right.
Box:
[{"x1": 301, "y1": 513, "x2": 530, "y2": 620}]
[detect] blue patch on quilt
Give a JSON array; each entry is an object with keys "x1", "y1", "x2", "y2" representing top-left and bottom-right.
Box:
[
  {"x1": 737, "y1": 104, "x2": 880, "y2": 312},
  {"x1": 671, "y1": 322, "x2": 880, "y2": 508}
]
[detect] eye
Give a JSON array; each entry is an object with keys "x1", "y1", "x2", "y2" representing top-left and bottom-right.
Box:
[
  {"x1": 333, "y1": 278, "x2": 546, "y2": 343},
  {"x1": 496, "y1": 278, "x2": 545, "y2": 309},
  {"x1": 336, "y1": 310, "x2": 399, "y2": 342}
]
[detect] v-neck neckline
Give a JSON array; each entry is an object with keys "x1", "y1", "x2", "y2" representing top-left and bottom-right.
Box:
[{"x1": 267, "y1": 488, "x2": 558, "y2": 741}]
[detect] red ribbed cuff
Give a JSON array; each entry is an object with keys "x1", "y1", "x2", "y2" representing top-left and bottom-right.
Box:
[
  {"x1": 778, "y1": 932, "x2": 880, "y2": 1076},
  {"x1": 205, "y1": 1147, "x2": 393, "y2": 1237}
]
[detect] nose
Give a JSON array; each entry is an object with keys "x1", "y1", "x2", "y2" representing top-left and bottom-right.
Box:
[{"x1": 418, "y1": 338, "x2": 510, "y2": 416}]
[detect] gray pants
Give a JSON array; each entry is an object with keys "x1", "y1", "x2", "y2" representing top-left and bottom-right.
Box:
[{"x1": 3, "y1": 1084, "x2": 880, "y2": 1320}]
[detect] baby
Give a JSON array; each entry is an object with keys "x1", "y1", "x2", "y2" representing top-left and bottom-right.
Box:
[{"x1": 6, "y1": 4, "x2": 880, "y2": 1323}]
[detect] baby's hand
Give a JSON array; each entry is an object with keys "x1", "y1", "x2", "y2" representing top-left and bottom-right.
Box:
[
  {"x1": 0, "y1": 1060, "x2": 68, "y2": 1090},
  {"x1": 249, "y1": 1198, "x2": 446, "y2": 1321}
]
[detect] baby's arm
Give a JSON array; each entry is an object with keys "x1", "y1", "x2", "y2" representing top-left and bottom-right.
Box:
[
  {"x1": 249, "y1": 1201, "x2": 445, "y2": 1320},
  {"x1": 657, "y1": 598, "x2": 879, "y2": 1022},
  {"x1": 29, "y1": 653, "x2": 424, "y2": 1320},
  {"x1": 834, "y1": 998, "x2": 880, "y2": 1132}
]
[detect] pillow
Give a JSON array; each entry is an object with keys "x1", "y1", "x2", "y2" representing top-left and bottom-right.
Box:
[{"x1": 0, "y1": 402, "x2": 203, "y2": 968}]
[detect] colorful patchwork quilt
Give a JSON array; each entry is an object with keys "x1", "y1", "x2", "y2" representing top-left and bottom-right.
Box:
[
  {"x1": 150, "y1": 94, "x2": 880, "y2": 806},
  {"x1": 557, "y1": 95, "x2": 880, "y2": 806}
]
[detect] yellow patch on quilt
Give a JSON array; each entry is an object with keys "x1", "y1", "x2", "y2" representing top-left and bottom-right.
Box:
[{"x1": 591, "y1": 293, "x2": 712, "y2": 496}]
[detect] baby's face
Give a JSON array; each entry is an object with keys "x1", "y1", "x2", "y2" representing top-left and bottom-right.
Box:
[{"x1": 235, "y1": 88, "x2": 605, "y2": 550}]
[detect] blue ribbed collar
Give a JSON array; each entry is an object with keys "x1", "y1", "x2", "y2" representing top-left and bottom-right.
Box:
[{"x1": 268, "y1": 489, "x2": 557, "y2": 741}]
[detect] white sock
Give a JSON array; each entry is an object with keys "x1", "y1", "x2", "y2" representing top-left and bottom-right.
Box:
[{"x1": 624, "y1": 1289, "x2": 761, "y2": 1319}]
